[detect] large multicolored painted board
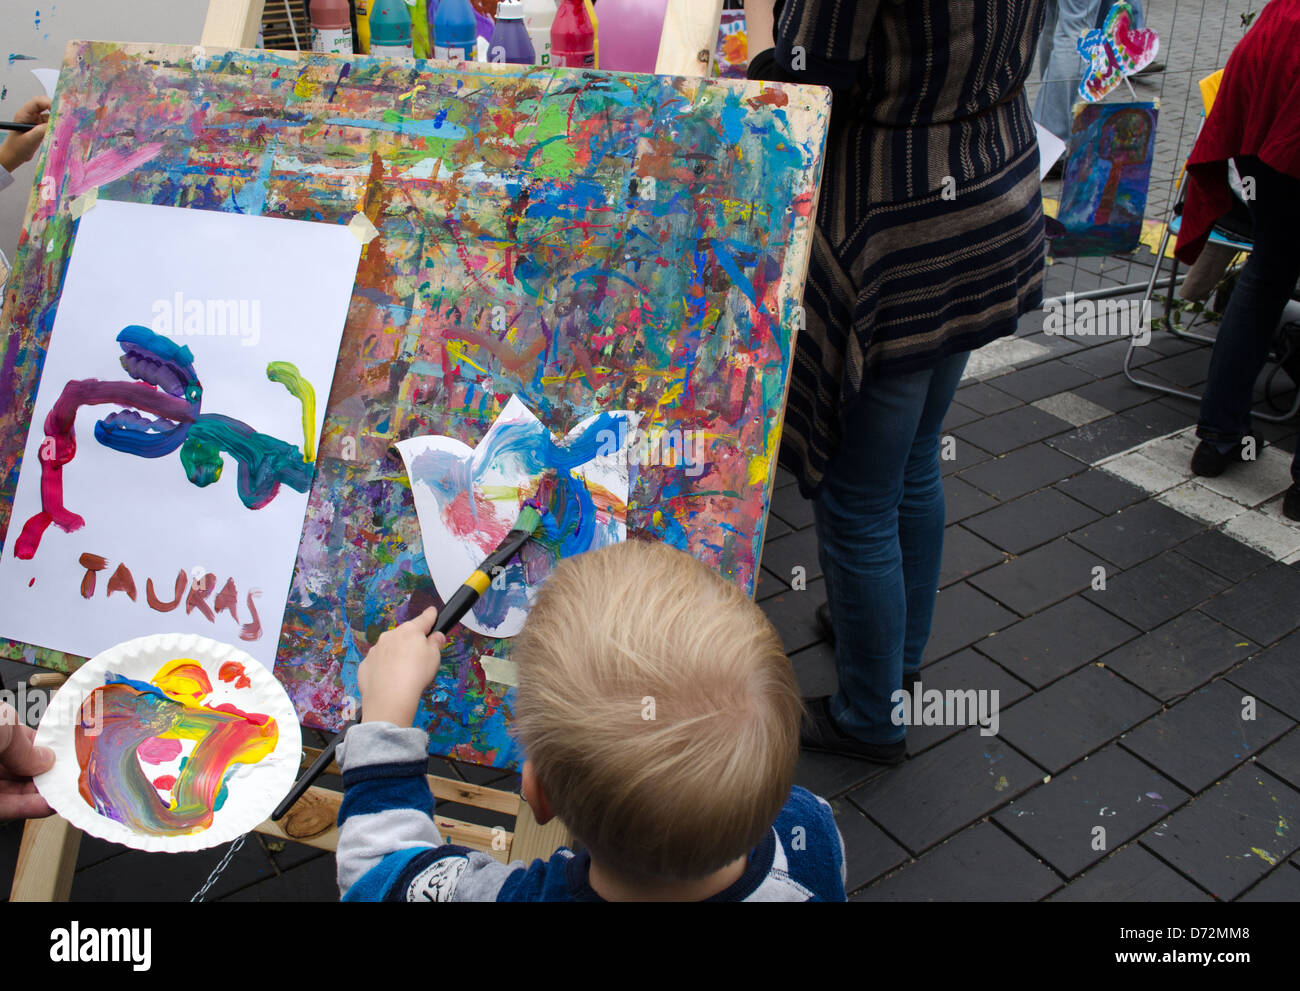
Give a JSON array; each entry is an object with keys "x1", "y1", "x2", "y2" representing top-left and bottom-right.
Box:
[{"x1": 0, "y1": 42, "x2": 830, "y2": 768}]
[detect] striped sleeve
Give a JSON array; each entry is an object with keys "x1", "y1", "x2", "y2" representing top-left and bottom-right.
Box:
[
  {"x1": 775, "y1": 0, "x2": 880, "y2": 89},
  {"x1": 335, "y1": 721, "x2": 444, "y2": 897}
]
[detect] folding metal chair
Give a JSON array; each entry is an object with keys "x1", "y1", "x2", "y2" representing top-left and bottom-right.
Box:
[{"x1": 1122, "y1": 71, "x2": 1300, "y2": 422}]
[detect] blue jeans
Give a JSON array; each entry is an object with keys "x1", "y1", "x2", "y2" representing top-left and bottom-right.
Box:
[
  {"x1": 1197, "y1": 157, "x2": 1300, "y2": 485},
  {"x1": 814, "y1": 351, "x2": 970, "y2": 745},
  {"x1": 1035, "y1": 0, "x2": 1104, "y2": 141}
]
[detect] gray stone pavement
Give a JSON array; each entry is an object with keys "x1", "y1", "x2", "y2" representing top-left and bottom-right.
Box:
[{"x1": 2, "y1": 0, "x2": 1297, "y2": 902}]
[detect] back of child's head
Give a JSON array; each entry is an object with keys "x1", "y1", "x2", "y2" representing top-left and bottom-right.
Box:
[{"x1": 512, "y1": 538, "x2": 801, "y2": 882}]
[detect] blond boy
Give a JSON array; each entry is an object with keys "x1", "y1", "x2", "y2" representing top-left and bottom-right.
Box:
[{"x1": 336, "y1": 539, "x2": 846, "y2": 901}]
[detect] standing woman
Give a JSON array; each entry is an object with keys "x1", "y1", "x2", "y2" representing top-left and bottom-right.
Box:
[{"x1": 749, "y1": 1, "x2": 1048, "y2": 763}]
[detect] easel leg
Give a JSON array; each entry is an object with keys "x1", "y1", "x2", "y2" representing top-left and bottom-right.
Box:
[{"x1": 10, "y1": 816, "x2": 82, "y2": 902}]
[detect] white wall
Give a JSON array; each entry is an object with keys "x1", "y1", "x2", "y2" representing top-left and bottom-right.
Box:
[{"x1": 0, "y1": 0, "x2": 212, "y2": 257}]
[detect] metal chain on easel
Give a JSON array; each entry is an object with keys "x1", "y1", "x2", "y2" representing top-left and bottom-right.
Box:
[{"x1": 190, "y1": 833, "x2": 250, "y2": 902}]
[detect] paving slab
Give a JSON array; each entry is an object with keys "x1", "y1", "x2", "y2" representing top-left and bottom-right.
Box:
[
  {"x1": 1119, "y1": 679, "x2": 1294, "y2": 793},
  {"x1": 1069, "y1": 498, "x2": 1204, "y2": 569},
  {"x1": 1085, "y1": 550, "x2": 1227, "y2": 631},
  {"x1": 988, "y1": 361, "x2": 1096, "y2": 402},
  {"x1": 944, "y1": 475, "x2": 1000, "y2": 524},
  {"x1": 1054, "y1": 469, "x2": 1147, "y2": 514},
  {"x1": 953, "y1": 405, "x2": 1073, "y2": 457},
  {"x1": 1139, "y1": 764, "x2": 1300, "y2": 901},
  {"x1": 847, "y1": 728, "x2": 1042, "y2": 854},
  {"x1": 1072, "y1": 374, "x2": 1157, "y2": 413},
  {"x1": 70, "y1": 837, "x2": 276, "y2": 901},
  {"x1": 1048, "y1": 414, "x2": 1160, "y2": 462},
  {"x1": 940, "y1": 437, "x2": 993, "y2": 477},
  {"x1": 964, "y1": 489, "x2": 1100, "y2": 555},
  {"x1": 789, "y1": 640, "x2": 837, "y2": 699},
  {"x1": 957, "y1": 442, "x2": 1086, "y2": 501},
  {"x1": 1032, "y1": 391, "x2": 1113, "y2": 427},
  {"x1": 1048, "y1": 844, "x2": 1210, "y2": 901},
  {"x1": 1200, "y1": 565, "x2": 1300, "y2": 646},
  {"x1": 922, "y1": 582, "x2": 1019, "y2": 662},
  {"x1": 759, "y1": 527, "x2": 822, "y2": 589},
  {"x1": 220, "y1": 852, "x2": 339, "y2": 902},
  {"x1": 770, "y1": 484, "x2": 816, "y2": 530},
  {"x1": 976, "y1": 597, "x2": 1139, "y2": 689},
  {"x1": 834, "y1": 801, "x2": 910, "y2": 894},
  {"x1": 1257, "y1": 727, "x2": 1300, "y2": 787},
  {"x1": 853, "y1": 823, "x2": 1061, "y2": 902},
  {"x1": 969, "y1": 538, "x2": 1099, "y2": 617},
  {"x1": 1099, "y1": 611, "x2": 1257, "y2": 701},
  {"x1": 994, "y1": 746, "x2": 1188, "y2": 878},
  {"x1": 954, "y1": 381, "x2": 1023, "y2": 415},
  {"x1": 759, "y1": 578, "x2": 826, "y2": 654},
  {"x1": 996, "y1": 664, "x2": 1160, "y2": 774},
  {"x1": 939, "y1": 526, "x2": 1005, "y2": 587},
  {"x1": 794, "y1": 749, "x2": 891, "y2": 802},
  {"x1": 1238, "y1": 862, "x2": 1300, "y2": 902},
  {"x1": 902, "y1": 648, "x2": 1031, "y2": 755},
  {"x1": 1227, "y1": 631, "x2": 1300, "y2": 722}
]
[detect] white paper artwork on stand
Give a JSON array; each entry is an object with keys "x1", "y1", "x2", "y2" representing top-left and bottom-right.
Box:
[
  {"x1": 0, "y1": 200, "x2": 361, "y2": 670},
  {"x1": 396, "y1": 395, "x2": 641, "y2": 639}
]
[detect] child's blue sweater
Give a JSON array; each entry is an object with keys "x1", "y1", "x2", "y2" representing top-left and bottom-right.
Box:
[{"x1": 335, "y1": 722, "x2": 848, "y2": 902}]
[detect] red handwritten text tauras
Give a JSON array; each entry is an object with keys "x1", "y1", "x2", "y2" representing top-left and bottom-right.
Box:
[{"x1": 75, "y1": 552, "x2": 262, "y2": 641}]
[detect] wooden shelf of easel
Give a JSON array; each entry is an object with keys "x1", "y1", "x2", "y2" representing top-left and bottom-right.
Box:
[{"x1": 9, "y1": 0, "x2": 725, "y2": 902}]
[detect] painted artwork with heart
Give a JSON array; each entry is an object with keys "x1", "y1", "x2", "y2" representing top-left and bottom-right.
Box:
[
  {"x1": 396, "y1": 395, "x2": 642, "y2": 638},
  {"x1": 1077, "y1": 0, "x2": 1159, "y2": 103},
  {"x1": 33, "y1": 633, "x2": 301, "y2": 852}
]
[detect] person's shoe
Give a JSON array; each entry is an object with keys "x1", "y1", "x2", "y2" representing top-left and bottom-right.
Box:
[
  {"x1": 1284, "y1": 484, "x2": 1300, "y2": 522},
  {"x1": 1191, "y1": 435, "x2": 1261, "y2": 477},
  {"x1": 815, "y1": 602, "x2": 835, "y2": 644},
  {"x1": 799, "y1": 696, "x2": 907, "y2": 765},
  {"x1": 1135, "y1": 60, "x2": 1165, "y2": 76}
]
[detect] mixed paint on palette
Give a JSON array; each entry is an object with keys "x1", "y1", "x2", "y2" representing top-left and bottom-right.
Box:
[
  {"x1": 76, "y1": 658, "x2": 278, "y2": 837},
  {"x1": 0, "y1": 43, "x2": 830, "y2": 768}
]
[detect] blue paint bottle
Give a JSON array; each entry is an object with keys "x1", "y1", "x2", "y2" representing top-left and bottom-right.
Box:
[
  {"x1": 434, "y1": 0, "x2": 478, "y2": 61},
  {"x1": 488, "y1": 1, "x2": 536, "y2": 64}
]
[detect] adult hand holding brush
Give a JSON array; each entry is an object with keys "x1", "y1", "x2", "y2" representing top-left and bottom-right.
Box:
[{"x1": 0, "y1": 96, "x2": 51, "y2": 176}]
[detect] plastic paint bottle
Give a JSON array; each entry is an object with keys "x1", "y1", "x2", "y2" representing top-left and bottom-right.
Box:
[
  {"x1": 597, "y1": 0, "x2": 667, "y2": 72},
  {"x1": 488, "y1": 2, "x2": 536, "y2": 64},
  {"x1": 356, "y1": 0, "x2": 372, "y2": 53},
  {"x1": 410, "y1": 0, "x2": 432, "y2": 57},
  {"x1": 369, "y1": 0, "x2": 414, "y2": 57},
  {"x1": 523, "y1": 0, "x2": 556, "y2": 66},
  {"x1": 551, "y1": 0, "x2": 595, "y2": 68},
  {"x1": 310, "y1": 0, "x2": 355, "y2": 54},
  {"x1": 585, "y1": 0, "x2": 599, "y2": 68},
  {"x1": 434, "y1": 0, "x2": 478, "y2": 60}
]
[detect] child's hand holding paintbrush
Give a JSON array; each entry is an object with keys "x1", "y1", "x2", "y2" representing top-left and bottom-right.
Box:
[
  {"x1": 271, "y1": 469, "x2": 558, "y2": 819},
  {"x1": 356, "y1": 607, "x2": 447, "y2": 728}
]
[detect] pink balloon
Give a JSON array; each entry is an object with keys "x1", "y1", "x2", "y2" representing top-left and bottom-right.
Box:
[{"x1": 596, "y1": 0, "x2": 668, "y2": 72}]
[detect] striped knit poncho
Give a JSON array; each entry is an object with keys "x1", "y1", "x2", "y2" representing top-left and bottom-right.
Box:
[{"x1": 764, "y1": 0, "x2": 1048, "y2": 495}]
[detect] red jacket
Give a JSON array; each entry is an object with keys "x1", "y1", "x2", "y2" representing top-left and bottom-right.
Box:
[{"x1": 1175, "y1": 0, "x2": 1300, "y2": 263}]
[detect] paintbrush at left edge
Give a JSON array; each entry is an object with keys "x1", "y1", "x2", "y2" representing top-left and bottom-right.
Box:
[
  {"x1": 0, "y1": 122, "x2": 37, "y2": 132},
  {"x1": 271, "y1": 482, "x2": 554, "y2": 822}
]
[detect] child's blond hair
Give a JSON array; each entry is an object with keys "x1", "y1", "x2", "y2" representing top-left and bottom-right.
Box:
[{"x1": 512, "y1": 538, "x2": 801, "y2": 881}]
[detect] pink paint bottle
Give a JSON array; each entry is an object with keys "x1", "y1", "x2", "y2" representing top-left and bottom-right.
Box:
[{"x1": 310, "y1": 0, "x2": 355, "y2": 54}]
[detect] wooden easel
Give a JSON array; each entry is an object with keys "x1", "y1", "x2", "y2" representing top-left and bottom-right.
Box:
[{"x1": 7, "y1": 0, "x2": 727, "y2": 902}]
